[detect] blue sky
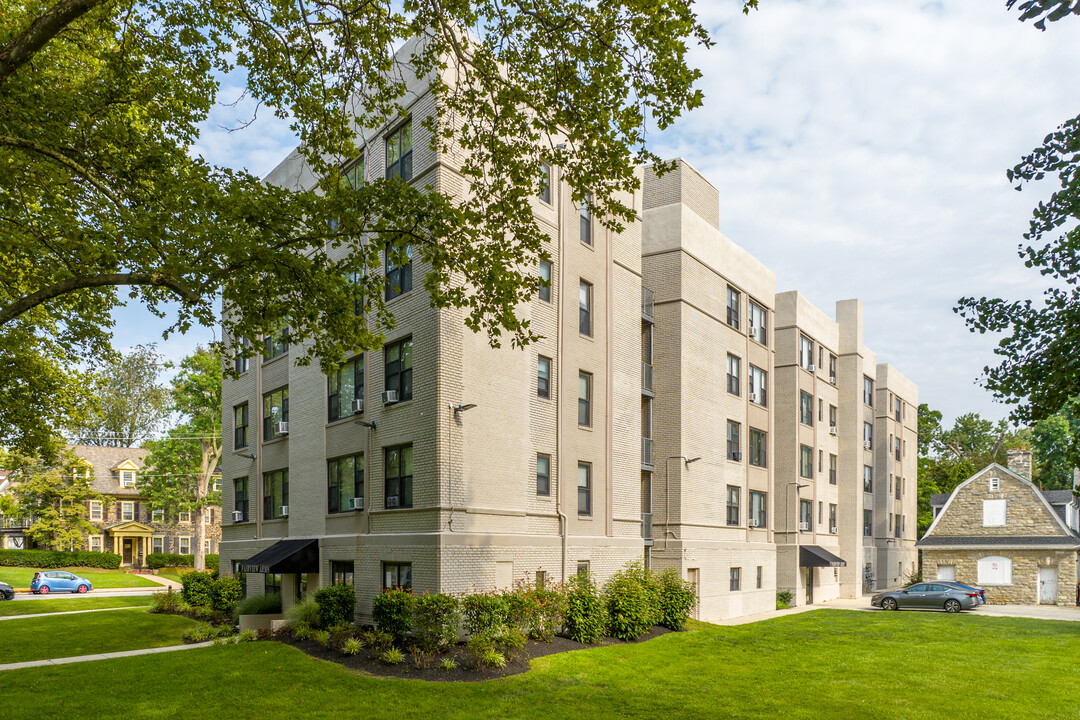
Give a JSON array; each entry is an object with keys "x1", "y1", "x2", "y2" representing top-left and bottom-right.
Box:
[{"x1": 119, "y1": 0, "x2": 1080, "y2": 426}]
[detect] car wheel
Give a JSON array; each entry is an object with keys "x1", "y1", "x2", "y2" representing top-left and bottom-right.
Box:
[
  {"x1": 77, "y1": 585, "x2": 89, "y2": 594},
  {"x1": 944, "y1": 599, "x2": 961, "y2": 613},
  {"x1": 881, "y1": 597, "x2": 898, "y2": 611},
  {"x1": 39, "y1": 585, "x2": 50, "y2": 595}
]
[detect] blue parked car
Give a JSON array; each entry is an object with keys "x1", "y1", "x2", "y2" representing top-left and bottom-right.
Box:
[{"x1": 30, "y1": 571, "x2": 93, "y2": 594}]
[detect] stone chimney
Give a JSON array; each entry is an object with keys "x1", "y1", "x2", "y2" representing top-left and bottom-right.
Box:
[{"x1": 1006, "y1": 448, "x2": 1032, "y2": 480}]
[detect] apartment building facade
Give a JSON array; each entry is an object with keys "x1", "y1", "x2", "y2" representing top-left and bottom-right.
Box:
[{"x1": 218, "y1": 40, "x2": 644, "y2": 616}]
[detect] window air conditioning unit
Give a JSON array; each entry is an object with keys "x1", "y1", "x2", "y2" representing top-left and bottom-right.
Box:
[
  {"x1": 731, "y1": 451, "x2": 742, "y2": 461},
  {"x1": 382, "y1": 390, "x2": 399, "y2": 405},
  {"x1": 280, "y1": 505, "x2": 289, "y2": 517},
  {"x1": 864, "y1": 440, "x2": 872, "y2": 450},
  {"x1": 829, "y1": 374, "x2": 837, "y2": 384},
  {"x1": 829, "y1": 426, "x2": 839, "y2": 436},
  {"x1": 385, "y1": 496, "x2": 400, "y2": 508},
  {"x1": 807, "y1": 364, "x2": 817, "y2": 372},
  {"x1": 748, "y1": 518, "x2": 760, "y2": 528},
  {"x1": 352, "y1": 398, "x2": 364, "y2": 414},
  {"x1": 348, "y1": 497, "x2": 364, "y2": 511},
  {"x1": 232, "y1": 510, "x2": 243, "y2": 522},
  {"x1": 799, "y1": 522, "x2": 809, "y2": 531},
  {"x1": 276, "y1": 421, "x2": 289, "y2": 435},
  {"x1": 830, "y1": 525, "x2": 837, "y2": 534}
]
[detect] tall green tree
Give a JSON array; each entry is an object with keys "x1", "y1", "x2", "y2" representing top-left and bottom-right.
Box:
[
  {"x1": 956, "y1": 2, "x2": 1080, "y2": 423},
  {"x1": 69, "y1": 344, "x2": 169, "y2": 447},
  {"x1": 6, "y1": 449, "x2": 104, "y2": 550},
  {"x1": 1030, "y1": 402, "x2": 1080, "y2": 490},
  {"x1": 0, "y1": 0, "x2": 742, "y2": 458},
  {"x1": 142, "y1": 347, "x2": 221, "y2": 570}
]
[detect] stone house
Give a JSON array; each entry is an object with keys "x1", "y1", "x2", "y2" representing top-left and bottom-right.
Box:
[
  {"x1": 0, "y1": 470, "x2": 33, "y2": 549},
  {"x1": 918, "y1": 449, "x2": 1079, "y2": 606}
]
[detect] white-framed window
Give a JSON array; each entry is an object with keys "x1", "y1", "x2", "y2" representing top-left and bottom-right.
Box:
[
  {"x1": 152, "y1": 508, "x2": 164, "y2": 523},
  {"x1": 179, "y1": 536, "x2": 191, "y2": 554},
  {"x1": 152, "y1": 536, "x2": 164, "y2": 554},
  {"x1": 983, "y1": 498, "x2": 1007, "y2": 527},
  {"x1": 204, "y1": 508, "x2": 213, "y2": 524},
  {"x1": 204, "y1": 539, "x2": 211, "y2": 554},
  {"x1": 989, "y1": 477, "x2": 1000, "y2": 492},
  {"x1": 121, "y1": 502, "x2": 134, "y2": 522},
  {"x1": 89, "y1": 500, "x2": 102, "y2": 522},
  {"x1": 178, "y1": 511, "x2": 191, "y2": 523},
  {"x1": 120, "y1": 470, "x2": 136, "y2": 488},
  {"x1": 89, "y1": 535, "x2": 102, "y2": 552},
  {"x1": 977, "y1": 556, "x2": 1012, "y2": 585}
]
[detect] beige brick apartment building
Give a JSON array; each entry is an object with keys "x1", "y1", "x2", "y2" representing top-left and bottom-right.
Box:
[{"x1": 218, "y1": 50, "x2": 918, "y2": 622}]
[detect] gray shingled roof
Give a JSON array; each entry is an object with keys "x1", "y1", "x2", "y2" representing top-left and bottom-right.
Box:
[
  {"x1": 930, "y1": 493, "x2": 950, "y2": 507},
  {"x1": 917, "y1": 535, "x2": 1080, "y2": 547},
  {"x1": 931, "y1": 488, "x2": 1076, "y2": 507},
  {"x1": 70, "y1": 445, "x2": 149, "y2": 496}
]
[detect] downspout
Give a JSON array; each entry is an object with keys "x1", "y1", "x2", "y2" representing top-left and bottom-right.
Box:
[{"x1": 555, "y1": 161, "x2": 567, "y2": 583}]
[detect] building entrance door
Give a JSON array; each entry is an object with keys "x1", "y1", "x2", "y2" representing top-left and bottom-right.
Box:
[
  {"x1": 122, "y1": 538, "x2": 133, "y2": 565},
  {"x1": 806, "y1": 567, "x2": 814, "y2": 604},
  {"x1": 1039, "y1": 566, "x2": 1058, "y2": 605}
]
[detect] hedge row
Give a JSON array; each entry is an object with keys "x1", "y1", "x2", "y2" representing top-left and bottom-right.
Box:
[
  {"x1": 147, "y1": 553, "x2": 219, "y2": 571},
  {"x1": 0, "y1": 549, "x2": 122, "y2": 569}
]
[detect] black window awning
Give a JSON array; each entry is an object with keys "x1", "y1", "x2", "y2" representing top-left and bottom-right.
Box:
[
  {"x1": 800, "y1": 545, "x2": 846, "y2": 568},
  {"x1": 239, "y1": 539, "x2": 319, "y2": 574}
]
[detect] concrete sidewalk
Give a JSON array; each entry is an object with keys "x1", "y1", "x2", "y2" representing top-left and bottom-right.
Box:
[
  {"x1": 0, "y1": 642, "x2": 213, "y2": 672},
  {"x1": 0, "y1": 606, "x2": 148, "y2": 622}
]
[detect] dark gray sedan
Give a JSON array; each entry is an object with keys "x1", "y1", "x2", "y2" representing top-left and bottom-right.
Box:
[
  {"x1": 0, "y1": 581, "x2": 14, "y2": 601},
  {"x1": 871, "y1": 582, "x2": 980, "y2": 613}
]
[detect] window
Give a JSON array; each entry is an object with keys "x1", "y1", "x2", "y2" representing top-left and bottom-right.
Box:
[
  {"x1": 726, "y1": 354, "x2": 741, "y2": 396},
  {"x1": 537, "y1": 356, "x2": 551, "y2": 398},
  {"x1": 382, "y1": 561, "x2": 413, "y2": 589},
  {"x1": 889, "y1": 513, "x2": 893, "y2": 533},
  {"x1": 343, "y1": 155, "x2": 364, "y2": 190},
  {"x1": 800, "y1": 391, "x2": 813, "y2": 426},
  {"x1": 204, "y1": 539, "x2": 212, "y2": 554},
  {"x1": 864, "y1": 422, "x2": 873, "y2": 450},
  {"x1": 578, "y1": 372, "x2": 592, "y2": 427},
  {"x1": 800, "y1": 500, "x2": 812, "y2": 531},
  {"x1": 385, "y1": 121, "x2": 412, "y2": 181},
  {"x1": 536, "y1": 570, "x2": 548, "y2": 588},
  {"x1": 576, "y1": 561, "x2": 590, "y2": 577},
  {"x1": 384, "y1": 337, "x2": 413, "y2": 403},
  {"x1": 234, "y1": 476, "x2": 249, "y2": 522},
  {"x1": 384, "y1": 245, "x2": 413, "y2": 300},
  {"x1": 726, "y1": 486, "x2": 740, "y2": 526},
  {"x1": 983, "y1": 498, "x2": 1006, "y2": 527},
  {"x1": 89, "y1": 500, "x2": 102, "y2": 522},
  {"x1": 863, "y1": 376, "x2": 874, "y2": 406},
  {"x1": 863, "y1": 509, "x2": 872, "y2": 536},
  {"x1": 748, "y1": 300, "x2": 767, "y2": 345},
  {"x1": 829, "y1": 454, "x2": 837, "y2": 485},
  {"x1": 89, "y1": 536, "x2": 102, "y2": 552},
  {"x1": 819, "y1": 449, "x2": 823, "y2": 474},
  {"x1": 895, "y1": 475, "x2": 902, "y2": 500},
  {"x1": 265, "y1": 326, "x2": 289, "y2": 360},
  {"x1": 538, "y1": 260, "x2": 552, "y2": 302},
  {"x1": 331, "y1": 561, "x2": 355, "y2": 586},
  {"x1": 977, "y1": 556, "x2": 1012, "y2": 585},
  {"x1": 178, "y1": 511, "x2": 191, "y2": 523},
  {"x1": 829, "y1": 404, "x2": 837, "y2": 429},
  {"x1": 829, "y1": 504, "x2": 837, "y2": 533},
  {"x1": 749, "y1": 365, "x2": 767, "y2": 406},
  {"x1": 749, "y1": 490, "x2": 766, "y2": 529},
  {"x1": 539, "y1": 163, "x2": 551, "y2": 203},
  {"x1": 756, "y1": 565, "x2": 763, "y2": 589},
  {"x1": 727, "y1": 421, "x2": 741, "y2": 461},
  {"x1": 578, "y1": 462, "x2": 591, "y2": 516},
  {"x1": 262, "y1": 387, "x2": 289, "y2": 441},
  {"x1": 536, "y1": 454, "x2": 551, "y2": 496},
  {"x1": 579, "y1": 280, "x2": 592, "y2": 336},
  {"x1": 729, "y1": 567, "x2": 741, "y2": 592},
  {"x1": 818, "y1": 501, "x2": 823, "y2": 525},
  {"x1": 121, "y1": 502, "x2": 134, "y2": 522},
  {"x1": 328, "y1": 356, "x2": 365, "y2": 422},
  {"x1": 384, "y1": 445, "x2": 413, "y2": 509},
  {"x1": 895, "y1": 515, "x2": 902, "y2": 538},
  {"x1": 120, "y1": 471, "x2": 135, "y2": 488},
  {"x1": 828, "y1": 354, "x2": 837, "y2": 382},
  {"x1": 800, "y1": 445, "x2": 813, "y2": 479},
  {"x1": 152, "y1": 508, "x2": 164, "y2": 523},
  {"x1": 265, "y1": 573, "x2": 281, "y2": 595},
  {"x1": 263, "y1": 469, "x2": 289, "y2": 520},
  {"x1": 152, "y1": 536, "x2": 164, "y2": 554},
  {"x1": 800, "y1": 335, "x2": 814, "y2": 370},
  {"x1": 726, "y1": 287, "x2": 740, "y2": 329},
  {"x1": 176, "y1": 536, "x2": 189, "y2": 554},
  {"x1": 580, "y1": 192, "x2": 592, "y2": 245},
  {"x1": 749, "y1": 428, "x2": 767, "y2": 468},
  {"x1": 818, "y1": 398, "x2": 823, "y2": 423},
  {"x1": 989, "y1": 477, "x2": 1000, "y2": 492},
  {"x1": 328, "y1": 454, "x2": 364, "y2": 513},
  {"x1": 234, "y1": 403, "x2": 249, "y2": 449},
  {"x1": 235, "y1": 337, "x2": 251, "y2": 374},
  {"x1": 895, "y1": 437, "x2": 901, "y2": 462}
]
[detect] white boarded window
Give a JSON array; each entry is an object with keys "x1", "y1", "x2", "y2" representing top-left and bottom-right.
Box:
[
  {"x1": 983, "y1": 498, "x2": 1006, "y2": 527},
  {"x1": 978, "y1": 556, "x2": 1012, "y2": 585}
]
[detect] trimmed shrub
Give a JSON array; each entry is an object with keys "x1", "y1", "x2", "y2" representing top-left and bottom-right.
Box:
[
  {"x1": 372, "y1": 588, "x2": 415, "y2": 643},
  {"x1": 180, "y1": 571, "x2": 215, "y2": 608},
  {"x1": 414, "y1": 593, "x2": 460, "y2": 652},
  {"x1": 605, "y1": 562, "x2": 656, "y2": 640},
  {"x1": 150, "y1": 588, "x2": 182, "y2": 614},
  {"x1": 461, "y1": 592, "x2": 508, "y2": 638},
  {"x1": 314, "y1": 583, "x2": 355, "y2": 628},
  {"x1": 146, "y1": 553, "x2": 219, "y2": 572},
  {"x1": 286, "y1": 597, "x2": 321, "y2": 628},
  {"x1": 563, "y1": 572, "x2": 606, "y2": 644},
  {"x1": 0, "y1": 548, "x2": 121, "y2": 569},
  {"x1": 776, "y1": 590, "x2": 794, "y2": 610},
  {"x1": 211, "y1": 576, "x2": 243, "y2": 614},
  {"x1": 657, "y1": 568, "x2": 697, "y2": 630},
  {"x1": 234, "y1": 592, "x2": 281, "y2": 617}
]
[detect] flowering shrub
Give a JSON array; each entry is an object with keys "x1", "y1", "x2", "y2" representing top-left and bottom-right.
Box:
[{"x1": 461, "y1": 592, "x2": 508, "y2": 638}]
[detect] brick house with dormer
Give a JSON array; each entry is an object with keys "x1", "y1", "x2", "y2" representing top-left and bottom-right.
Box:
[{"x1": 918, "y1": 449, "x2": 1080, "y2": 606}]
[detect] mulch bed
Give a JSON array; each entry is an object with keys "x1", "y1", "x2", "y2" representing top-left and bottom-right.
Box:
[{"x1": 275, "y1": 625, "x2": 673, "y2": 682}]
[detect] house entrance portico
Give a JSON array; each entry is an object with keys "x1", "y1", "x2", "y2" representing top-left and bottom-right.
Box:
[{"x1": 107, "y1": 521, "x2": 155, "y2": 567}]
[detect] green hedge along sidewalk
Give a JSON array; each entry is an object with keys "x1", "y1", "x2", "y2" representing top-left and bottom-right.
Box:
[{"x1": 0, "y1": 610, "x2": 198, "y2": 664}]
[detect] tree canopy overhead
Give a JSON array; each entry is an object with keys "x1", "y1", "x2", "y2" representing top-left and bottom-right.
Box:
[{"x1": 0, "y1": 0, "x2": 740, "y2": 457}]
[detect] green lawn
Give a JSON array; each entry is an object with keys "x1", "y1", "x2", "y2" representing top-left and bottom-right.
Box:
[
  {"x1": 0, "y1": 567, "x2": 161, "y2": 589},
  {"x1": 0, "y1": 610, "x2": 196, "y2": 664},
  {"x1": 155, "y1": 567, "x2": 193, "y2": 584},
  {"x1": 0, "y1": 595, "x2": 154, "y2": 617},
  {"x1": 2, "y1": 611, "x2": 1080, "y2": 719}
]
